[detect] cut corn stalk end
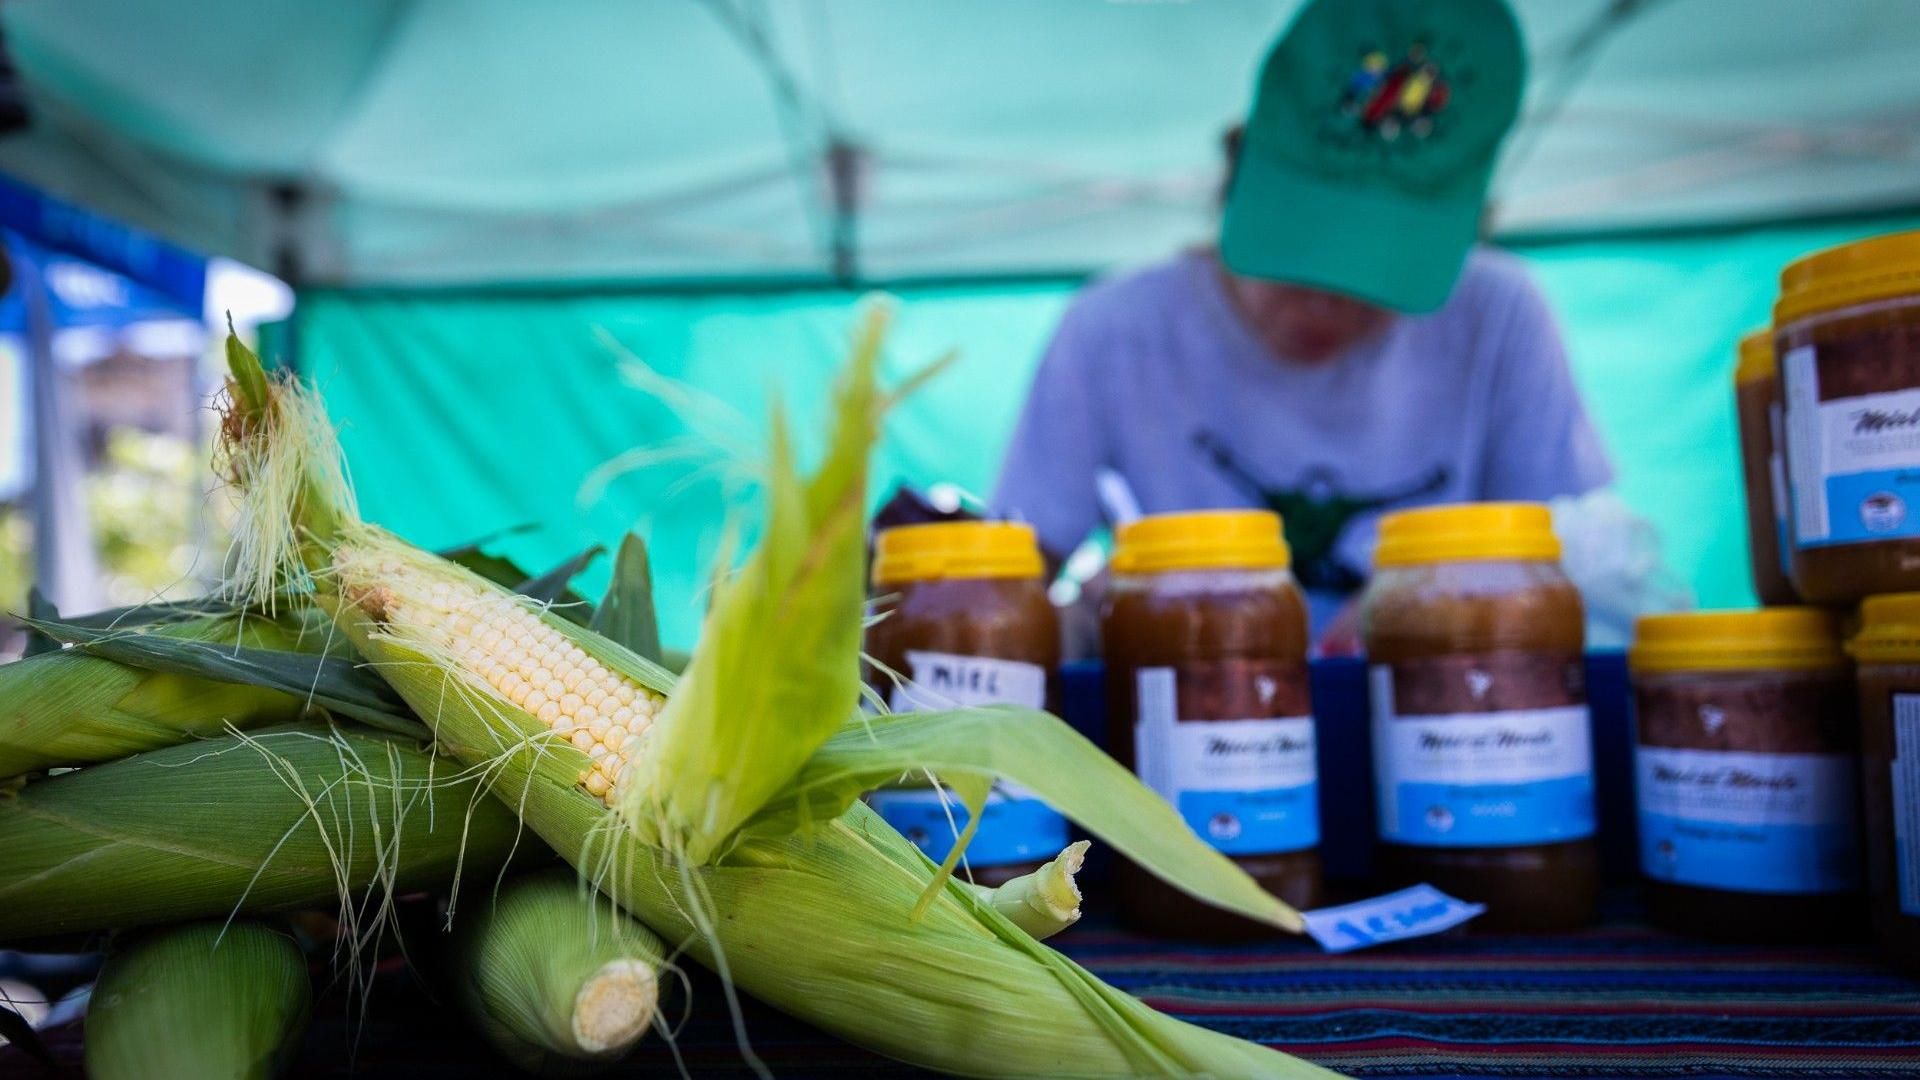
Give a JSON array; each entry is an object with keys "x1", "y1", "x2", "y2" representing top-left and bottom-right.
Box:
[
  {"x1": 973, "y1": 840, "x2": 1089, "y2": 941},
  {"x1": 451, "y1": 871, "x2": 669, "y2": 1070},
  {"x1": 571, "y1": 958, "x2": 660, "y2": 1054}
]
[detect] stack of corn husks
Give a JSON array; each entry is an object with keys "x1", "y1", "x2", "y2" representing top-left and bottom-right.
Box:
[{"x1": 0, "y1": 316, "x2": 1341, "y2": 1079}]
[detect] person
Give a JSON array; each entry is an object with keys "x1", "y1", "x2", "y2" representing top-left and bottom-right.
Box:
[{"x1": 991, "y1": 0, "x2": 1610, "y2": 649}]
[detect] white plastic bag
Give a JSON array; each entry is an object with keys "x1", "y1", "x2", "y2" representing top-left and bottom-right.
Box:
[{"x1": 1550, "y1": 490, "x2": 1693, "y2": 649}]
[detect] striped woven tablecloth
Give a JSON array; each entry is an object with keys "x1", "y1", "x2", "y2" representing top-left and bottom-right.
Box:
[
  {"x1": 7, "y1": 903, "x2": 1919, "y2": 1078},
  {"x1": 1065, "y1": 914, "x2": 1920, "y2": 1079}
]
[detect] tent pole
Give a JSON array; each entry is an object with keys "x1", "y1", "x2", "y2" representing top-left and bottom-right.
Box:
[
  {"x1": 23, "y1": 255, "x2": 100, "y2": 613},
  {"x1": 826, "y1": 138, "x2": 863, "y2": 285}
]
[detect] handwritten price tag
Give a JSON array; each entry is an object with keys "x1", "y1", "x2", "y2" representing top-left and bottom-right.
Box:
[{"x1": 1301, "y1": 884, "x2": 1485, "y2": 953}]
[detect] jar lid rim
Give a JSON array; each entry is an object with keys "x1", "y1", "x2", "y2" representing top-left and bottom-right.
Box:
[
  {"x1": 1111, "y1": 509, "x2": 1291, "y2": 574},
  {"x1": 872, "y1": 520, "x2": 1043, "y2": 585},
  {"x1": 1849, "y1": 591, "x2": 1920, "y2": 661},
  {"x1": 1373, "y1": 502, "x2": 1560, "y2": 568},
  {"x1": 1775, "y1": 228, "x2": 1920, "y2": 326},
  {"x1": 1734, "y1": 329, "x2": 1774, "y2": 385},
  {"x1": 1630, "y1": 608, "x2": 1844, "y2": 672}
]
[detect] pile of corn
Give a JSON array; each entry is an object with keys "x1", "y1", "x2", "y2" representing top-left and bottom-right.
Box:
[{"x1": 0, "y1": 317, "x2": 1337, "y2": 1079}]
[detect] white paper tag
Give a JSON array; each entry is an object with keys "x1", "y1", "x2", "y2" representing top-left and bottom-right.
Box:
[
  {"x1": 1895, "y1": 694, "x2": 1920, "y2": 916},
  {"x1": 1301, "y1": 885, "x2": 1486, "y2": 953},
  {"x1": 887, "y1": 651, "x2": 1046, "y2": 713},
  {"x1": 1784, "y1": 344, "x2": 1828, "y2": 542}
]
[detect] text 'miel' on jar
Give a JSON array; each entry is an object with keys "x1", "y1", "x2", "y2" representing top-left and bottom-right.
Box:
[
  {"x1": 1846, "y1": 593, "x2": 1920, "y2": 974},
  {"x1": 1103, "y1": 509, "x2": 1322, "y2": 937},
  {"x1": 1629, "y1": 609, "x2": 1860, "y2": 942},
  {"x1": 864, "y1": 520, "x2": 1064, "y2": 887},
  {"x1": 1775, "y1": 229, "x2": 1920, "y2": 603},
  {"x1": 1361, "y1": 502, "x2": 1598, "y2": 932}
]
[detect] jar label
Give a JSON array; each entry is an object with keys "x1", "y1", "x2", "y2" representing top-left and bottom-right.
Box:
[
  {"x1": 1895, "y1": 695, "x2": 1920, "y2": 917},
  {"x1": 1784, "y1": 342, "x2": 1920, "y2": 548},
  {"x1": 887, "y1": 651, "x2": 1046, "y2": 712},
  {"x1": 867, "y1": 784, "x2": 1071, "y2": 867},
  {"x1": 1370, "y1": 654, "x2": 1595, "y2": 847},
  {"x1": 1133, "y1": 660, "x2": 1319, "y2": 855},
  {"x1": 1635, "y1": 747, "x2": 1860, "y2": 894},
  {"x1": 876, "y1": 651, "x2": 1063, "y2": 867},
  {"x1": 1768, "y1": 402, "x2": 1794, "y2": 579}
]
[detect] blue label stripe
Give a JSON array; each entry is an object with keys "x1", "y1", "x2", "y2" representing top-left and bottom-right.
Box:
[
  {"x1": 1176, "y1": 781, "x2": 1320, "y2": 855},
  {"x1": 1638, "y1": 812, "x2": 1860, "y2": 894},
  {"x1": 870, "y1": 792, "x2": 1070, "y2": 866},
  {"x1": 1803, "y1": 468, "x2": 1920, "y2": 547},
  {"x1": 1392, "y1": 775, "x2": 1595, "y2": 847}
]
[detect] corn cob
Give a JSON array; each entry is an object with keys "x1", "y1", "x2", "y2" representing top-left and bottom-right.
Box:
[
  {"x1": 85, "y1": 920, "x2": 311, "y2": 1080},
  {"x1": 0, "y1": 611, "x2": 315, "y2": 779},
  {"x1": 0, "y1": 724, "x2": 533, "y2": 944},
  {"x1": 451, "y1": 869, "x2": 667, "y2": 1072},
  {"x1": 332, "y1": 544, "x2": 662, "y2": 808},
  {"x1": 218, "y1": 322, "x2": 1337, "y2": 1078}
]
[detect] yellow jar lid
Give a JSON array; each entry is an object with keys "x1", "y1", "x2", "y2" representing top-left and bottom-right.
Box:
[
  {"x1": 1372, "y1": 502, "x2": 1560, "y2": 568},
  {"x1": 871, "y1": 521, "x2": 1043, "y2": 585},
  {"x1": 1734, "y1": 329, "x2": 1774, "y2": 385},
  {"x1": 1774, "y1": 228, "x2": 1920, "y2": 327},
  {"x1": 1848, "y1": 592, "x2": 1920, "y2": 664},
  {"x1": 1629, "y1": 608, "x2": 1844, "y2": 674},
  {"x1": 1111, "y1": 509, "x2": 1290, "y2": 574}
]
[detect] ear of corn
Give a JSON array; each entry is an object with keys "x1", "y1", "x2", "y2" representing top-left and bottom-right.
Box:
[
  {"x1": 451, "y1": 869, "x2": 667, "y2": 1072},
  {"x1": 0, "y1": 611, "x2": 314, "y2": 779},
  {"x1": 219, "y1": 323, "x2": 1335, "y2": 1077},
  {"x1": 0, "y1": 725, "x2": 531, "y2": 944},
  {"x1": 351, "y1": 657, "x2": 1328, "y2": 1078},
  {"x1": 84, "y1": 920, "x2": 311, "y2": 1080},
  {"x1": 322, "y1": 533, "x2": 675, "y2": 809}
]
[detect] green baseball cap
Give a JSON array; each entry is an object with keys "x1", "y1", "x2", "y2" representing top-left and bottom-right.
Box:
[{"x1": 1219, "y1": 0, "x2": 1526, "y2": 314}]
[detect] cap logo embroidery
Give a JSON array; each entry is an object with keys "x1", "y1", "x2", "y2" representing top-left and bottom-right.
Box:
[{"x1": 1341, "y1": 42, "x2": 1451, "y2": 142}]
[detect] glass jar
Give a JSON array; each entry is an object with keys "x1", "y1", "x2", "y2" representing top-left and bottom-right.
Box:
[
  {"x1": 1776, "y1": 229, "x2": 1920, "y2": 603},
  {"x1": 1735, "y1": 331, "x2": 1800, "y2": 605},
  {"x1": 1102, "y1": 510, "x2": 1321, "y2": 937},
  {"x1": 1846, "y1": 593, "x2": 1920, "y2": 973},
  {"x1": 864, "y1": 521, "x2": 1064, "y2": 887},
  {"x1": 1361, "y1": 503, "x2": 1597, "y2": 931},
  {"x1": 1628, "y1": 609, "x2": 1860, "y2": 940}
]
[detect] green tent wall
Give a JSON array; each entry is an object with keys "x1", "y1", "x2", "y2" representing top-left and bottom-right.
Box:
[{"x1": 277, "y1": 213, "x2": 1920, "y2": 648}]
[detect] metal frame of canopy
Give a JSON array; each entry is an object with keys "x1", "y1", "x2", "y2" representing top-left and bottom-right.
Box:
[{"x1": 5, "y1": 0, "x2": 1919, "y2": 292}]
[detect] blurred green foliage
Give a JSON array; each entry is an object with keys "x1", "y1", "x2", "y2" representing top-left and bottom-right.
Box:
[{"x1": 0, "y1": 428, "x2": 230, "y2": 624}]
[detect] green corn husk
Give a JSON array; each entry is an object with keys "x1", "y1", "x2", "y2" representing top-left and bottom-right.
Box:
[
  {"x1": 85, "y1": 920, "x2": 311, "y2": 1080},
  {"x1": 0, "y1": 610, "x2": 317, "y2": 779},
  {"x1": 218, "y1": 322, "x2": 1337, "y2": 1078},
  {"x1": 451, "y1": 870, "x2": 667, "y2": 1074},
  {"x1": 0, "y1": 725, "x2": 533, "y2": 944}
]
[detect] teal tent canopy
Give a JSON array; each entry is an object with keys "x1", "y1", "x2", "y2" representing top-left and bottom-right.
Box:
[
  {"x1": 4, "y1": 2, "x2": 1918, "y2": 643},
  {"x1": 4, "y1": 1, "x2": 1917, "y2": 283}
]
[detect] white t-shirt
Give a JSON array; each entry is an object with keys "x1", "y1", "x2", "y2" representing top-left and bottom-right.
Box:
[{"x1": 991, "y1": 248, "x2": 1612, "y2": 632}]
